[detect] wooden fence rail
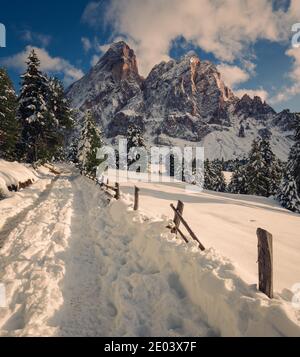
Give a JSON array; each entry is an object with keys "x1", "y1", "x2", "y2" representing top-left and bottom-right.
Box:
[
  {"x1": 100, "y1": 181, "x2": 121, "y2": 200},
  {"x1": 170, "y1": 201, "x2": 205, "y2": 251},
  {"x1": 90, "y1": 173, "x2": 274, "y2": 300}
]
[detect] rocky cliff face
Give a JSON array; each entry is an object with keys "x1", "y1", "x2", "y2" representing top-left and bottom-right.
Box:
[
  {"x1": 67, "y1": 42, "x2": 143, "y2": 128},
  {"x1": 67, "y1": 41, "x2": 298, "y2": 161}
]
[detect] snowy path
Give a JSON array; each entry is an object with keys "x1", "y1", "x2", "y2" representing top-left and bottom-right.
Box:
[
  {"x1": 1, "y1": 167, "x2": 300, "y2": 337},
  {"x1": 53, "y1": 174, "x2": 215, "y2": 337},
  {"x1": 0, "y1": 169, "x2": 216, "y2": 337}
]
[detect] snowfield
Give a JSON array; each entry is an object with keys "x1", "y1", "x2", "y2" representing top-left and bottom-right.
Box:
[
  {"x1": 0, "y1": 162, "x2": 300, "y2": 337},
  {"x1": 120, "y1": 177, "x2": 300, "y2": 292}
]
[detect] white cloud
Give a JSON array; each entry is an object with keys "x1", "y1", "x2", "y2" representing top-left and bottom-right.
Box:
[
  {"x1": 235, "y1": 88, "x2": 269, "y2": 102},
  {"x1": 217, "y1": 64, "x2": 250, "y2": 88},
  {"x1": 82, "y1": 0, "x2": 300, "y2": 76},
  {"x1": 82, "y1": 1, "x2": 104, "y2": 27},
  {"x1": 20, "y1": 30, "x2": 52, "y2": 47},
  {"x1": 81, "y1": 37, "x2": 92, "y2": 52},
  {"x1": 269, "y1": 47, "x2": 300, "y2": 104},
  {"x1": 90, "y1": 54, "x2": 100, "y2": 66},
  {"x1": 286, "y1": 47, "x2": 300, "y2": 82},
  {"x1": 217, "y1": 62, "x2": 269, "y2": 101},
  {"x1": 1, "y1": 46, "x2": 84, "y2": 86}
]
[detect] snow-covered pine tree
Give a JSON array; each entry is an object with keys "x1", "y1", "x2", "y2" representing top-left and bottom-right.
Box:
[
  {"x1": 204, "y1": 159, "x2": 215, "y2": 190},
  {"x1": 246, "y1": 139, "x2": 268, "y2": 196},
  {"x1": 288, "y1": 114, "x2": 300, "y2": 193},
  {"x1": 228, "y1": 164, "x2": 248, "y2": 194},
  {"x1": 0, "y1": 68, "x2": 19, "y2": 160},
  {"x1": 17, "y1": 49, "x2": 53, "y2": 163},
  {"x1": 169, "y1": 153, "x2": 183, "y2": 180},
  {"x1": 77, "y1": 110, "x2": 104, "y2": 176},
  {"x1": 278, "y1": 114, "x2": 300, "y2": 212},
  {"x1": 259, "y1": 138, "x2": 282, "y2": 196},
  {"x1": 68, "y1": 136, "x2": 79, "y2": 164},
  {"x1": 47, "y1": 77, "x2": 74, "y2": 160},
  {"x1": 126, "y1": 124, "x2": 146, "y2": 169},
  {"x1": 204, "y1": 159, "x2": 226, "y2": 192},
  {"x1": 211, "y1": 159, "x2": 226, "y2": 192},
  {"x1": 278, "y1": 164, "x2": 300, "y2": 213},
  {"x1": 238, "y1": 124, "x2": 245, "y2": 138},
  {"x1": 48, "y1": 77, "x2": 73, "y2": 131}
]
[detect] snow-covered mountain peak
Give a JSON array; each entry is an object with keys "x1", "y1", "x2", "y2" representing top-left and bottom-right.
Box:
[
  {"x1": 93, "y1": 41, "x2": 142, "y2": 83},
  {"x1": 67, "y1": 41, "x2": 298, "y2": 161}
]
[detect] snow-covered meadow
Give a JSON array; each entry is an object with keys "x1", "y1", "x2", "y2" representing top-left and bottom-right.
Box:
[
  {"x1": 0, "y1": 161, "x2": 300, "y2": 337},
  {"x1": 119, "y1": 177, "x2": 300, "y2": 293}
]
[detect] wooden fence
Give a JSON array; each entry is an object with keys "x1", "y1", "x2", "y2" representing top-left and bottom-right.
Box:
[
  {"x1": 99, "y1": 181, "x2": 120, "y2": 200},
  {"x1": 85, "y1": 173, "x2": 274, "y2": 300},
  {"x1": 170, "y1": 201, "x2": 205, "y2": 251}
]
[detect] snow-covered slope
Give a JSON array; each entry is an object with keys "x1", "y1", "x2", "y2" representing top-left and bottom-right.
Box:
[
  {"x1": 67, "y1": 41, "x2": 298, "y2": 161},
  {"x1": 117, "y1": 175, "x2": 300, "y2": 293},
  {"x1": 1, "y1": 166, "x2": 300, "y2": 337}
]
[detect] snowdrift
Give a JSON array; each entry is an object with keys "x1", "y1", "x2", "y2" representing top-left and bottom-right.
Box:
[
  {"x1": 105, "y1": 199, "x2": 300, "y2": 337},
  {"x1": 0, "y1": 160, "x2": 37, "y2": 197},
  {"x1": 119, "y1": 179, "x2": 300, "y2": 293}
]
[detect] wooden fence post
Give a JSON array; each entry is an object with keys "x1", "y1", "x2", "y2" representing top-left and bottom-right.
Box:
[
  {"x1": 170, "y1": 203, "x2": 205, "y2": 251},
  {"x1": 172, "y1": 201, "x2": 184, "y2": 234},
  {"x1": 257, "y1": 228, "x2": 273, "y2": 299},
  {"x1": 134, "y1": 186, "x2": 140, "y2": 211},
  {"x1": 115, "y1": 183, "x2": 120, "y2": 200}
]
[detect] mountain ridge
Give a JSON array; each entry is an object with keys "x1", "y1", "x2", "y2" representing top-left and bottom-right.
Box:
[{"x1": 67, "y1": 41, "x2": 298, "y2": 161}]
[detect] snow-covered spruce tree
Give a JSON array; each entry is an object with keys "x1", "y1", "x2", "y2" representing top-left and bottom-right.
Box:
[
  {"x1": 77, "y1": 110, "x2": 104, "y2": 176},
  {"x1": 0, "y1": 68, "x2": 19, "y2": 160},
  {"x1": 168, "y1": 152, "x2": 185, "y2": 181},
  {"x1": 228, "y1": 164, "x2": 248, "y2": 194},
  {"x1": 278, "y1": 114, "x2": 300, "y2": 212},
  {"x1": 17, "y1": 50, "x2": 54, "y2": 163},
  {"x1": 67, "y1": 136, "x2": 79, "y2": 164},
  {"x1": 211, "y1": 159, "x2": 226, "y2": 192},
  {"x1": 47, "y1": 77, "x2": 74, "y2": 160},
  {"x1": 204, "y1": 159, "x2": 226, "y2": 192},
  {"x1": 126, "y1": 124, "x2": 146, "y2": 169},
  {"x1": 278, "y1": 165, "x2": 300, "y2": 213},
  {"x1": 245, "y1": 139, "x2": 269, "y2": 196},
  {"x1": 259, "y1": 138, "x2": 282, "y2": 196},
  {"x1": 289, "y1": 114, "x2": 300, "y2": 192},
  {"x1": 204, "y1": 160, "x2": 215, "y2": 190},
  {"x1": 238, "y1": 124, "x2": 246, "y2": 138}
]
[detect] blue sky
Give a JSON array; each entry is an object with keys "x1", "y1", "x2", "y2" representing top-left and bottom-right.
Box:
[{"x1": 0, "y1": 0, "x2": 300, "y2": 112}]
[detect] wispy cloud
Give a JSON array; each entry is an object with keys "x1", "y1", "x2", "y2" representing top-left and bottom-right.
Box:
[
  {"x1": 81, "y1": 37, "x2": 92, "y2": 52},
  {"x1": 82, "y1": 1, "x2": 105, "y2": 27},
  {"x1": 1, "y1": 46, "x2": 84, "y2": 86},
  {"x1": 20, "y1": 30, "x2": 52, "y2": 47},
  {"x1": 270, "y1": 47, "x2": 300, "y2": 104}
]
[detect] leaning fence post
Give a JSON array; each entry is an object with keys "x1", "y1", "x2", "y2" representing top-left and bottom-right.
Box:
[
  {"x1": 171, "y1": 201, "x2": 184, "y2": 234},
  {"x1": 134, "y1": 186, "x2": 140, "y2": 211},
  {"x1": 257, "y1": 228, "x2": 273, "y2": 299},
  {"x1": 115, "y1": 183, "x2": 120, "y2": 200}
]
